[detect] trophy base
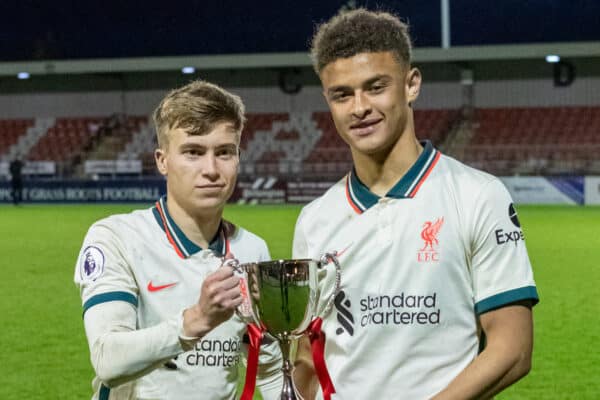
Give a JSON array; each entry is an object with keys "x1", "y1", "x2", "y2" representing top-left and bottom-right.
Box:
[{"x1": 280, "y1": 359, "x2": 304, "y2": 400}]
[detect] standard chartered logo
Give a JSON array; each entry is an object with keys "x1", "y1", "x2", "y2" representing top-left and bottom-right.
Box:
[
  {"x1": 185, "y1": 338, "x2": 241, "y2": 367},
  {"x1": 334, "y1": 290, "x2": 355, "y2": 336},
  {"x1": 360, "y1": 292, "x2": 440, "y2": 327}
]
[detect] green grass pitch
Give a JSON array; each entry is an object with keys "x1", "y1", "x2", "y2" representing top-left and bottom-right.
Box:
[{"x1": 0, "y1": 203, "x2": 598, "y2": 399}]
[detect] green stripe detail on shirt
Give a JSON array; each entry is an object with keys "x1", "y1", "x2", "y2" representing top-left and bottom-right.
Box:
[
  {"x1": 82, "y1": 291, "x2": 138, "y2": 317},
  {"x1": 475, "y1": 286, "x2": 539, "y2": 315}
]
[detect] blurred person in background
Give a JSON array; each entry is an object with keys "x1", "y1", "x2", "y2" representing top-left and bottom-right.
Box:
[
  {"x1": 9, "y1": 154, "x2": 24, "y2": 205},
  {"x1": 74, "y1": 80, "x2": 281, "y2": 399},
  {"x1": 293, "y1": 8, "x2": 539, "y2": 400}
]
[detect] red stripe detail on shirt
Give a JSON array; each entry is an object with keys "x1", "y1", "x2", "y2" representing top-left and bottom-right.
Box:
[
  {"x1": 155, "y1": 201, "x2": 186, "y2": 259},
  {"x1": 408, "y1": 151, "x2": 441, "y2": 198},
  {"x1": 345, "y1": 175, "x2": 363, "y2": 214},
  {"x1": 224, "y1": 230, "x2": 231, "y2": 256}
]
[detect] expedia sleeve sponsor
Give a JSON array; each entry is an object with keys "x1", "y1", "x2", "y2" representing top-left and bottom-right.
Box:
[
  {"x1": 494, "y1": 227, "x2": 525, "y2": 246},
  {"x1": 469, "y1": 179, "x2": 537, "y2": 308},
  {"x1": 470, "y1": 180, "x2": 528, "y2": 251},
  {"x1": 494, "y1": 203, "x2": 525, "y2": 246}
]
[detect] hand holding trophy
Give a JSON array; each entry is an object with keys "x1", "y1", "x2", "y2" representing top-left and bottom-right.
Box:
[{"x1": 225, "y1": 253, "x2": 341, "y2": 400}]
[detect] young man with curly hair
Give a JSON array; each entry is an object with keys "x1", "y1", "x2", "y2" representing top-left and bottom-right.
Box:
[{"x1": 293, "y1": 9, "x2": 538, "y2": 399}]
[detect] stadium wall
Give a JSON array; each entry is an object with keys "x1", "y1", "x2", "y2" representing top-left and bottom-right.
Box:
[
  {"x1": 585, "y1": 177, "x2": 600, "y2": 205},
  {"x1": 475, "y1": 78, "x2": 600, "y2": 107},
  {"x1": 3, "y1": 76, "x2": 600, "y2": 119},
  {"x1": 12, "y1": 78, "x2": 597, "y2": 119}
]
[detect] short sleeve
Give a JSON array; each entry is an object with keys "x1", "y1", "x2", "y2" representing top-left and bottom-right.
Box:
[
  {"x1": 469, "y1": 179, "x2": 539, "y2": 314},
  {"x1": 258, "y1": 239, "x2": 271, "y2": 263},
  {"x1": 292, "y1": 208, "x2": 309, "y2": 259},
  {"x1": 74, "y1": 221, "x2": 138, "y2": 315}
]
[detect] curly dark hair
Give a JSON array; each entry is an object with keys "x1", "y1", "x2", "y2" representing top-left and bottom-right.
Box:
[{"x1": 310, "y1": 8, "x2": 412, "y2": 73}]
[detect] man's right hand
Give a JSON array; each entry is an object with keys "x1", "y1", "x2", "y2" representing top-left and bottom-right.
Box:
[
  {"x1": 294, "y1": 336, "x2": 319, "y2": 400},
  {"x1": 182, "y1": 265, "x2": 243, "y2": 337}
]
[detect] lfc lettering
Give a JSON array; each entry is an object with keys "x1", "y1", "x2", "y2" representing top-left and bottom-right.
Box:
[{"x1": 417, "y1": 252, "x2": 439, "y2": 262}]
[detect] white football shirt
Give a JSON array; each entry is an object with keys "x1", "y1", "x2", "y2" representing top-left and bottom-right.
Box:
[
  {"x1": 75, "y1": 196, "x2": 281, "y2": 399},
  {"x1": 293, "y1": 141, "x2": 539, "y2": 399}
]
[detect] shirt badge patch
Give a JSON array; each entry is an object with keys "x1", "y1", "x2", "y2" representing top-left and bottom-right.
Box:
[
  {"x1": 79, "y1": 245, "x2": 105, "y2": 281},
  {"x1": 494, "y1": 203, "x2": 525, "y2": 246},
  {"x1": 418, "y1": 217, "x2": 444, "y2": 263}
]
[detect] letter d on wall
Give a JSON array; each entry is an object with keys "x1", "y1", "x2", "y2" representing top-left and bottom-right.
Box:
[{"x1": 553, "y1": 60, "x2": 575, "y2": 87}]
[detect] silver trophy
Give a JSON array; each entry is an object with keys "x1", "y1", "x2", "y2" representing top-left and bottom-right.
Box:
[{"x1": 229, "y1": 253, "x2": 341, "y2": 400}]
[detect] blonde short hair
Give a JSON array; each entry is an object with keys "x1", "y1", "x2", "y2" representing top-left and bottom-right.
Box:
[{"x1": 152, "y1": 80, "x2": 245, "y2": 148}]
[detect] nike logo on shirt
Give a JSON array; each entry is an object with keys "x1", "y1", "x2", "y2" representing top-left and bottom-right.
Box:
[
  {"x1": 336, "y1": 243, "x2": 353, "y2": 258},
  {"x1": 147, "y1": 281, "x2": 178, "y2": 292}
]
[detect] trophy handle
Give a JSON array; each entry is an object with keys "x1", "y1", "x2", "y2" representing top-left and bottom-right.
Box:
[
  {"x1": 222, "y1": 258, "x2": 261, "y2": 326},
  {"x1": 316, "y1": 252, "x2": 342, "y2": 319}
]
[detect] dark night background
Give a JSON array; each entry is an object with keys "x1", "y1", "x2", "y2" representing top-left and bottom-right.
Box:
[{"x1": 1, "y1": 0, "x2": 599, "y2": 61}]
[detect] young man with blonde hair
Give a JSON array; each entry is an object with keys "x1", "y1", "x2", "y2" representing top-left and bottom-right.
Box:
[
  {"x1": 75, "y1": 80, "x2": 281, "y2": 399},
  {"x1": 293, "y1": 9, "x2": 538, "y2": 399}
]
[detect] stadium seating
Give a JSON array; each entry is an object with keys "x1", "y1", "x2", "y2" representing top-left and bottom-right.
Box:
[
  {"x1": 0, "y1": 116, "x2": 151, "y2": 175},
  {"x1": 414, "y1": 108, "x2": 459, "y2": 146},
  {"x1": 0, "y1": 119, "x2": 34, "y2": 159},
  {"x1": 27, "y1": 117, "x2": 104, "y2": 162},
  {"x1": 303, "y1": 109, "x2": 458, "y2": 178},
  {"x1": 241, "y1": 113, "x2": 323, "y2": 176},
  {"x1": 91, "y1": 115, "x2": 148, "y2": 158},
  {"x1": 2, "y1": 106, "x2": 597, "y2": 178},
  {"x1": 0, "y1": 109, "x2": 475, "y2": 179},
  {"x1": 458, "y1": 106, "x2": 600, "y2": 175},
  {"x1": 241, "y1": 113, "x2": 289, "y2": 150}
]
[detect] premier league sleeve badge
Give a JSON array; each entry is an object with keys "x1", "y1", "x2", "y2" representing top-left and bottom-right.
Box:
[{"x1": 79, "y1": 245, "x2": 106, "y2": 282}]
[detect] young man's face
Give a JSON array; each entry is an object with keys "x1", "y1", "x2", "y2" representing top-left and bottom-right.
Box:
[
  {"x1": 320, "y1": 51, "x2": 421, "y2": 158},
  {"x1": 155, "y1": 122, "x2": 240, "y2": 216}
]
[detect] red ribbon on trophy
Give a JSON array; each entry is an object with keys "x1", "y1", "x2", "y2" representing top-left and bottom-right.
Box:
[
  {"x1": 240, "y1": 323, "x2": 264, "y2": 400},
  {"x1": 241, "y1": 318, "x2": 336, "y2": 400},
  {"x1": 308, "y1": 317, "x2": 336, "y2": 400}
]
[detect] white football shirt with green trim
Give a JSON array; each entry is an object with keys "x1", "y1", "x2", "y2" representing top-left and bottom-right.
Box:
[
  {"x1": 75, "y1": 197, "x2": 281, "y2": 399},
  {"x1": 293, "y1": 141, "x2": 539, "y2": 400}
]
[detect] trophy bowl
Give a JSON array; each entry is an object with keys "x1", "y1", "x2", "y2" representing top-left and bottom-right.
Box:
[{"x1": 233, "y1": 254, "x2": 341, "y2": 400}]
